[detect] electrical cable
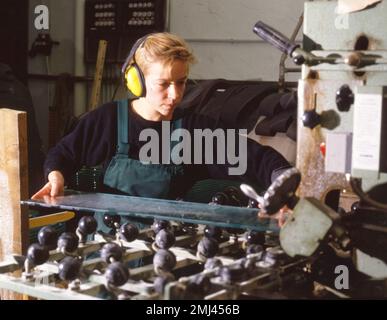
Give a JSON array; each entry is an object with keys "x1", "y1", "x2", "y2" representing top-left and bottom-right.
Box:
[{"x1": 350, "y1": 177, "x2": 387, "y2": 212}]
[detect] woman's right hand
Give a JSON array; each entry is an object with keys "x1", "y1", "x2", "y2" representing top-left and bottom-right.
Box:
[{"x1": 31, "y1": 171, "x2": 65, "y2": 199}]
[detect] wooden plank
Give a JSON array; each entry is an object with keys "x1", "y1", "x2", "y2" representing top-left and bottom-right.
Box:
[
  {"x1": 29, "y1": 211, "x2": 75, "y2": 229},
  {"x1": 0, "y1": 108, "x2": 29, "y2": 300},
  {"x1": 88, "y1": 40, "x2": 107, "y2": 111}
]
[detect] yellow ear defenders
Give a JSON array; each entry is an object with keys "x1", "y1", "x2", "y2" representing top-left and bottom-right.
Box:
[{"x1": 121, "y1": 35, "x2": 149, "y2": 97}]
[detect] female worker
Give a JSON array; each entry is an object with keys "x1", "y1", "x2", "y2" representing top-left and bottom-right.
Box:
[{"x1": 32, "y1": 32, "x2": 291, "y2": 203}]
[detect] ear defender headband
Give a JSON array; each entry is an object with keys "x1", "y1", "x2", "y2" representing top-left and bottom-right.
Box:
[{"x1": 121, "y1": 35, "x2": 149, "y2": 97}]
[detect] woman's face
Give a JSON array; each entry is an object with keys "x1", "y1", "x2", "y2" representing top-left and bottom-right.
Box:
[{"x1": 144, "y1": 60, "x2": 188, "y2": 120}]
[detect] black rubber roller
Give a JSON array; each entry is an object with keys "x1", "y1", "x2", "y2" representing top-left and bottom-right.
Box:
[
  {"x1": 37, "y1": 226, "x2": 58, "y2": 250},
  {"x1": 151, "y1": 219, "x2": 171, "y2": 234},
  {"x1": 119, "y1": 223, "x2": 139, "y2": 242},
  {"x1": 211, "y1": 192, "x2": 229, "y2": 205},
  {"x1": 153, "y1": 249, "x2": 176, "y2": 272},
  {"x1": 27, "y1": 243, "x2": 49, "y2": 266},
  {"x1": 58, "y1": 256, "x2": 82, "y2": 281},
  {"x1": 105, "y1": 261, "x2": 129, "y2": 287},
  {"x1": 78, "y1": 216, "x2": 97, "y2": 235},
  {"x1": 225, "y1": 227, "x2": 245, "y2": 235},
  {"x1": 245, "y1": 230, "x2": 265, "y2": 246},
  {"x1": 155, "y1": 229, "x2": 175, "y2": 249},
  {"x1": 57, "y1": 232, "x2": 79, "y2": 253},
  {"x1": 100, "y1": 243, "x2": 123, "y2": 263},
  {"x1": 247, "y1": 199, "x2": 259, "y2": 208},
  {"x1": 223, "y1": 186, "x2": 244, "y2": 206},
  {"x1": 103, "y1": 214, "x2": 121, "y2": 229},
  {"x1": 197, "y1": 237, "x2": 219, "y2": 259},
  {"x1": 181, "y1": 222, "x2": 198, "y2": 234},
  {"x1": 204, "y1": 225, "x2": 222, "y2": 241}
]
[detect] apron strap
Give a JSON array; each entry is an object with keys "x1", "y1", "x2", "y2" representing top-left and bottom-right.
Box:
[
  {"x1": 170, "y1": 118, "x2": 182, "y2": 151},
  {"x1": 117, "y1": 99, "x2": 130, "y2": 155},
  {"x1": 116, "y1": 100, "x2": 183, "y2": 158}
]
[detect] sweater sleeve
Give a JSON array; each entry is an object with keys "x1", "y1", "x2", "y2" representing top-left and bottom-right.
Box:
[
  {"x1": 43, "y1": 102, "x2": 117, "y2": 183},
  {"x1": 181, "y1": 111, "x2": 292, "y2": 190}
]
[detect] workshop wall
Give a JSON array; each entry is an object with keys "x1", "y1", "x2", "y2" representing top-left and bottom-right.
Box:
[
  {"x1": 27, "y1": 0, "x2": 305, "y2": 151},
  {"x1": 169, "y1": 0, "x2": 305, "y2": 80},
  {"x1": 28, "y1": 0, "x2": 76, "y2": 152}
]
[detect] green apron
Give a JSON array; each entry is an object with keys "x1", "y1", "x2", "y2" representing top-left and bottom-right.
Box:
[
  {"x1": 103, "y1": 99, "x2": 184, "y2": 198},
  {"x1": 94, "y1": 100, "x2": 185, "y2": 268}
]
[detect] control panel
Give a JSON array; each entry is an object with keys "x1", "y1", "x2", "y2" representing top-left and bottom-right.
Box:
[{"x1": 84, "y1": 0, "x2": 166, "y2": 63}]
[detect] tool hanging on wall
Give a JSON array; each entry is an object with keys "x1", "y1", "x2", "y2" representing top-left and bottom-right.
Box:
[
  {"x1": 28, "y1": 33, "x2": 60, "y2": 57},
  {"x1": 89, "y1": 40, "x2": 107, "y2": 111}
]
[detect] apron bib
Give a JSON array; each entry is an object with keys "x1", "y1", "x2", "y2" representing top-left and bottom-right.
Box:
[{"x1": 103, "y1": 99, "x2": 184, "y2": 198}]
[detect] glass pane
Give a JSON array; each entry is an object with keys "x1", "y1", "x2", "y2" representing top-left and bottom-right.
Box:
[{"x1": 22, "y1": 191, "x2": 279, "y2": 232}]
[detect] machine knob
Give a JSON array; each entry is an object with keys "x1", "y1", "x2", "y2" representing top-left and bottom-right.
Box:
[
  {"x1": 223, "y1": 186, "x2": 244, "y2": 206},
  {"x1": 155, "y1": 229, "x2": 175, "y2": 249},
  {"x1": 336, "y1": 85, "x2": 354, "y2": 112},
  {"x1": 153, "y1": 249, "x2": 177, "y2": 272},
  {"x1": 151, "y1": 219, "x2": 171, "y2": 234},
  {"x1": 204, "y1": 225, "x2": 222, "y2": 241},
  {"x1": 245, "y1": 230, "x2": 265, "y2": 246},
  {"x1": 37, "y1": 226, "x2": 58, "y2": 250},
  {"x1": 119, "y1": 223, "x2": 139, "y2": 242},
  {"x1": 105, "y1": 261, "x2": 129, "y2": 287},
  {"x1": 78, "y1": 216, "x2": 97, "y2": 235},
  {"x1": 197, "y1": 237, "x2": 219, "y2": 259},
  {"x1": 302, "y1": 109, "x2": 321, "y2": 129},
  {"x1": 351, "y1": 201, "x2": 361, "y2": 213},
  {"x1": 58, "y1": 256, "x2": 82, "y2": 281},
  {"x1": 261, "y1": 167, "x2": 301, "y2": 215},
  {"x1": 247, "y1": 199, "x2": 259, "y2": 208},
  {"x1": 103, "y1": 214, "x2": 121, "y2": 229},
  {"x1": 293, "y1": 54, "x2": 306, "y2": 65},
  {"x1": 181, "y1": 222, "x2": 198, "y2": 234},
  {"x1": 27, "y1": 243, "x2": 49, "y2": 266},
  {"x1": 57, "y1": 232, "x2": 79, "y2": 253},
  {"x1": 225, "y1": 227, "x2": 245, "y2": 235},
  {"x1": 101, "y1": 243, "x2": 123, "y2": 263},
  {"x1": 210, "y1": 192, "x2": 229, "y2": 205}
]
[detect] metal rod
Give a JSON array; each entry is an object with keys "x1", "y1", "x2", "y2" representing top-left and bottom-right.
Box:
[{"x1": 278, "y1": 13, "x2": 304, "y2": 91}]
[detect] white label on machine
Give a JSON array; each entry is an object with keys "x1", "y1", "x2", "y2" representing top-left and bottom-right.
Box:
[
  {"x1": 325, "y1": 132, "x2": 352, "y2": 173},
  {"x1": 352, "y1": 93, "x2": 382, "y2": 171}
]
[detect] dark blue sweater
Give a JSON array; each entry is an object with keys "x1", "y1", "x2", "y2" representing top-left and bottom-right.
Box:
[{"x1": 44, "y1": 100, "x2": 291, "y2": 197}]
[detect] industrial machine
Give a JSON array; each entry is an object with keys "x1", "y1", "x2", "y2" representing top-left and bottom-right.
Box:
[
  {"x1": 253, "y1": 0, "x2": 387, "y2": 287},
  {"x1": 0, "y1": 171, "x2": 306, "y2": 300},
  {"x1": 1, "y1": 0, "x2": 387, "y2": 300}
]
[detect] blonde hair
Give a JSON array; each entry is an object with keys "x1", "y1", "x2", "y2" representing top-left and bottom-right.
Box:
[{"x1": 134, "y1": 32, "x2": 196, "y2": 75}]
